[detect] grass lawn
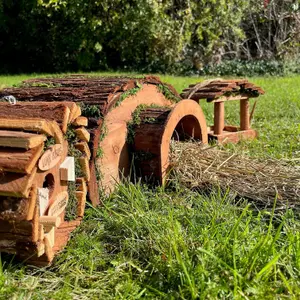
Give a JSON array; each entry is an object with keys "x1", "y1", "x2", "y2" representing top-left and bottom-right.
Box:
[{"x1": 0, "y1": 73, "x2": 299, "y2": 299}]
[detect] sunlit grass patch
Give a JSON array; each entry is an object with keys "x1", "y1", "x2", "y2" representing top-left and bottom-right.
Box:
[{"x1": 0, "y1": 73, "x2": 299, "y2": 298}]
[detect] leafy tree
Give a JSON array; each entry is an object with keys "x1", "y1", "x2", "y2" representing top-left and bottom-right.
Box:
[
  {"x1": 0, "y1": 0, "x2": 299, "y2": 73},
  {"x1": 26, "y1": 0, "x2": 192, "y2": 72},
  {"x1": 186, "y1": 0, "x2": 249, "y2": 69},
  {"x1": 240, "y1": 0, "x2": 300, "y2": 60}
]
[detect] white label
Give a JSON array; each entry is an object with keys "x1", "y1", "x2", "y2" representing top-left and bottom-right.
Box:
[
  {"x1": 60, "y1": 156, "x2": 75, "y2": 182},
  {"x1": 38, "y1": 188, "x2": 49, "y2": 216}
]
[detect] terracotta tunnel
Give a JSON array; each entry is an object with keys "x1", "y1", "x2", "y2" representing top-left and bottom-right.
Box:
[{"x1": 133, "y1": 100, "x2": 208, "y2": 183}]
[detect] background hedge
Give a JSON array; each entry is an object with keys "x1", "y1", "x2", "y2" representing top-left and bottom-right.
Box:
[{"x1": 0, "y1": 0, "x2": 299, "y2": 75}]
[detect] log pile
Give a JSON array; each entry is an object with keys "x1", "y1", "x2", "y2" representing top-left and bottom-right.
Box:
[{"x1": 0, "y1": 102, "x2": 89, "y2": 266}]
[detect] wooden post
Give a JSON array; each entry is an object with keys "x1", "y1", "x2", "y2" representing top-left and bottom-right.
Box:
[
  {"x1": 240, "y1": 99, "x2": 250, "y2": 130},
  {"x1": 214, "y1": 102, "x2": 225, "y2": 135}
]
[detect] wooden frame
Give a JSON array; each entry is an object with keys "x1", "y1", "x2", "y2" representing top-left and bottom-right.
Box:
[{"x1": 208, "y1": 96, "x2": 257, "y2": 143}]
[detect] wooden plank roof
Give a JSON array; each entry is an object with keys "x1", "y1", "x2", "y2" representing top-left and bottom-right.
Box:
[{"x1": 180, "y1": 79, "x2": 265, "y2": 101}]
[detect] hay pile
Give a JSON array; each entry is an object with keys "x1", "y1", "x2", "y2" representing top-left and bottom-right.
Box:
[{"x1": 169, "y1": 141, "x2": 300, "y2": 209}]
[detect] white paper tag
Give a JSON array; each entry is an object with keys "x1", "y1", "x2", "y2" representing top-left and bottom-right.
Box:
[
  {"x1": 60, "y1": 156, "x2": 75, "y2": 182},
  {"x1": 38, "y1": 188, "x2": 49, "y2": 216}
]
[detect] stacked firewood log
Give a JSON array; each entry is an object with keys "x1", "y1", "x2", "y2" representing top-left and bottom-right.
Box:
[{"x1": 0, "y1": 101, "x2": 89, "y2": 266}]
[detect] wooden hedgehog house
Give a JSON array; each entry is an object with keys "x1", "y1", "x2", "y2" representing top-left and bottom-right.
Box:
[{"x1": 0, "y1": 75, "x2": 264, "y2": 265}]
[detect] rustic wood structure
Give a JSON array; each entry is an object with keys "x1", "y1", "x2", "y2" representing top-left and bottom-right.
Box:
[
  {"x1": 0, "y1": 102, "x2": 89, "y2": 266},
  {"x1": 133, "y1": 100, "x2": 207, "y2": 183},
  {"x1": 1, "y1": 75, "x2": 180, "y2": 204},
  {"x1": 181, "y1": 79, "x2": 265, "y2": 143},
  {"x1": 0, "y1": 75, "x2": 264, "y2": 266}
]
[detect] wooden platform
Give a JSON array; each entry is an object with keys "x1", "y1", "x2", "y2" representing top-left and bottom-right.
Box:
[{"x1": 208, "y1": 126, "x2": 257, "y2": 143}]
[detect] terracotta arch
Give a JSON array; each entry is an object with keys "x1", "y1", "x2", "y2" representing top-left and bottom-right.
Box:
[
  {"x1": 160, "y1": 100, "x2": 208, "y2": 182},
  {"x1": 133, "y1": 100, "x2": 208, "y2": 184}
]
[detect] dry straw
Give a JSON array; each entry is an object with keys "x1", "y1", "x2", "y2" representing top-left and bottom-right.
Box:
[{"x1": 169, "y1": 141, "x2": 300, "y2": 210}]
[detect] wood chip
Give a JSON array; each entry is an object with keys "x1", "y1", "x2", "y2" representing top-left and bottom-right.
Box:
[
  {"x1": 78, "y1": 156, "x2": 90, "y2": 181},
  {"x1": 40, "y1": 216, "x2": 61, "y2": 228},
  {"x1": 76, "y1": 191, "x2": 86, "y2": 217},
  {"x1": 76, "y1": 177, "x2": 87, "y2": 194},
  {"x1": 72, "y1": 116, "x2": 88, "y2": 127},
  {"x1": 0, "y1": 102, "x2": 72, "y2": 133},
  {"x1": 75, "y1": 127, "x2": 90, "y2": 142},
  {"x1": 75, "y1": 142, "x2": 91, "y2": 160},
  {"x1": 26, "y1": 185, "x2": 37, "y2": 221}
]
